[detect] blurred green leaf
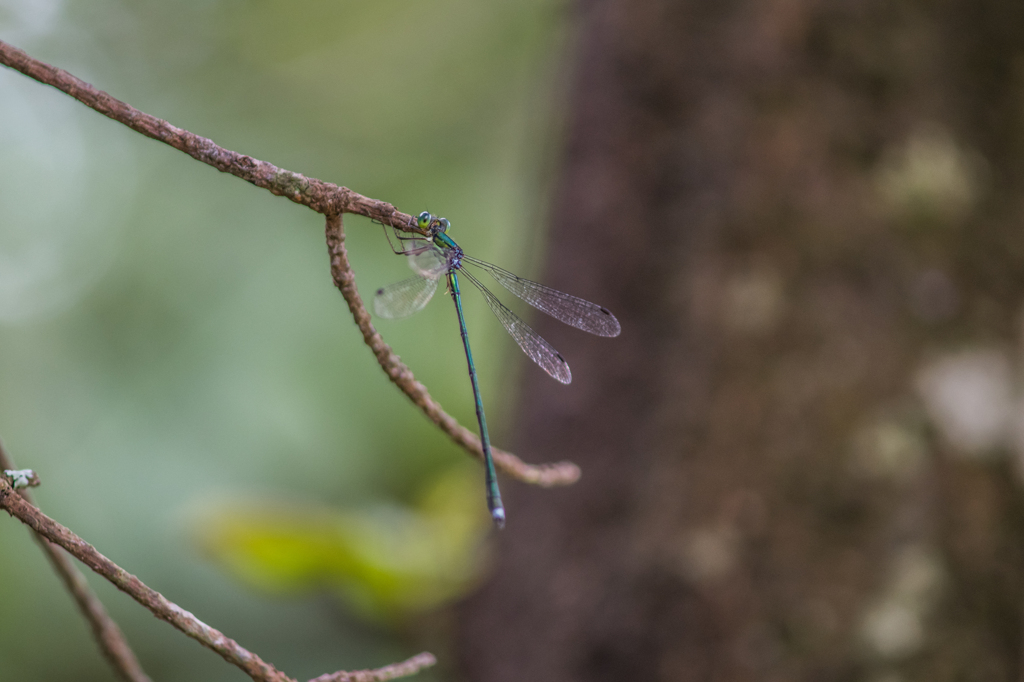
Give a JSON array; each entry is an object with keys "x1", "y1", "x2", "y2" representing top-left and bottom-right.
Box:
[{"x1": 191, "y1": 466, "x2": 492, "y2": 624}]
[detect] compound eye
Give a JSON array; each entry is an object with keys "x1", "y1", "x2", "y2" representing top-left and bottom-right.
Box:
[
  {"x1": 416, "y1": 211, "x2": 433, "y2": 230},
  {"x1": 439, "y1": 218, "x2": 451, "y2": 232}
]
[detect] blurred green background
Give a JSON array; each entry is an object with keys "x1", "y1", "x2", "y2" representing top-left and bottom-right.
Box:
[{"x1": 0, "y1": 0, "x2": 569, "y2": 679}]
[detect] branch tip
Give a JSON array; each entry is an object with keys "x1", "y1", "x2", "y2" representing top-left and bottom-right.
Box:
[
  {"x1": 4, "y1": 468, "x2": 40, "y2": 489},
  {"x1": 309, "y1": 652, "x2": 437, "y2": 682}
]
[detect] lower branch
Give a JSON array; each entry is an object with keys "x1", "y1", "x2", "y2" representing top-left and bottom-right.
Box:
[
  {"x1": 324, "y1": 213, "x2": 581, "y2": 487},
  {"x1": 0, "y1": 473, "x2": 436, "y2": 682},
  {"x1": 0, "y1": 443, "x2": 151, "y2": 682},
  {"x1": 0, "y1": 474, "x2": 293, "y2": 682}
]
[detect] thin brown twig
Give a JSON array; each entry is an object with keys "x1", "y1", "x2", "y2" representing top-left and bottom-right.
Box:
[
  {"x1": 0, "y1": 474, "x2": 294, "y2": 682},
  {"x1": 0, "y1": 472, "x2": 437, "y2": 682},
  {"x1": 325, "y1": 213, "x2": 581, "y2": 486},
  {"x1": 0, "y1": 442, "x2": 152, "y2": 682},
  {"x1": 0, "y1": 38, "x2": 581, "y2": 487},
  {"x1": 0, "y1": 40, "x2": 409, "y2": 226},
  {"x1": 308, "y1": 652, "x2": 437, "y2": 682}
]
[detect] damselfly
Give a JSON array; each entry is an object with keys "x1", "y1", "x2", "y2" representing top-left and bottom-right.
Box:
[{"x1": 374, "y1": 212, "x2": 620, "y2": 527}]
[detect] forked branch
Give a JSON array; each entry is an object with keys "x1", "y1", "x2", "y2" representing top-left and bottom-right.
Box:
[{"x1": 0, "y1": 38, "x2": 580, "y2": 486}]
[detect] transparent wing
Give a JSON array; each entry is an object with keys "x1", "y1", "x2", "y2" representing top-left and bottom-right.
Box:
[
  {"x1": 462, "y1": 270, "x2": 571, "y2": 384},
  {"x1": 463, "y1": 256, "x2": 620, "y2": 337},
  {"x1": 374, "y1": 275, "x2": 439, "y2": 319},
  {"x1": 408, "y1": 244, "x2": 449, "y2": 279}
]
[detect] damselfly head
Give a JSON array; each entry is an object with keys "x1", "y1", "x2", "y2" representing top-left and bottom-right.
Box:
[
  {"x1": 416, "y1": 211, "x2": 434, "y2": 231},
  {"x1": 438, "y1": 218, "x2": 451, "y2": 234}
]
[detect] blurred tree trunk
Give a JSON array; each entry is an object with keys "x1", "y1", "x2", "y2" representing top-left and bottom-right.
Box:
[{"x1": 457, "y1": 0, "x2": 1024, "y2": 680}]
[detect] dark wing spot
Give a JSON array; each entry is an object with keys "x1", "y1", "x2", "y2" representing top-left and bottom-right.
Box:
[
  {"x1": 376, "y1": 288, "x2": 384, "y2": 295},
  {"x1": 600, "y1": 307, "x2": 611, "y2": 315}
]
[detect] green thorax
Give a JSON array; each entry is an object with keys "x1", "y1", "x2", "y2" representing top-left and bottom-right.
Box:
[
  {"x1": 429, "y1": 217, "x2": 461, "y2": 255},
  {"x1": 432, "y1": 230, "x2": 459, "y2": 251}
]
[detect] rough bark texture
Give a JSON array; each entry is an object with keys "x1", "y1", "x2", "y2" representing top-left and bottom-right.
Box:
[{"x1": 458, "y1": 0, "x2": 1024, "y2": 680}]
